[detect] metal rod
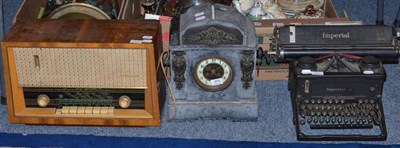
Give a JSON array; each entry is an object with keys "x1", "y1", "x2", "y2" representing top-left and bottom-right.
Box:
[{"x1": 280, "y1": 49, "x2": 399, "y2": 60}]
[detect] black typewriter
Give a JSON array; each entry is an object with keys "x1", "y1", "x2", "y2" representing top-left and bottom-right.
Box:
[
  {"x1": 264, "y1": 0, "x2": 400, "y2": 141},
  {"x1": 288, "y1": 55, "x2": 387, "y2": 141},
  {"x1": 270, "y1": 25, "x2": 397, "y2": 140}
]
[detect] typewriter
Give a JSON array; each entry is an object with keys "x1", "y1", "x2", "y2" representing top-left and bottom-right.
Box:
[
  {"x1": 288, "y1": 55, "x2": 388, "y2": 141},
  {"x1": 266, "y1": 0, "x2": 400, "y2": 141}
]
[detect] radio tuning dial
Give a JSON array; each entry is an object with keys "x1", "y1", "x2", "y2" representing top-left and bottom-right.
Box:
[
  {"x1": 119, "y1": 95, "x2": 132, "y2": 109},
  {"x1": 37, "y1": 94, "x2": 50, "y2": 107}
]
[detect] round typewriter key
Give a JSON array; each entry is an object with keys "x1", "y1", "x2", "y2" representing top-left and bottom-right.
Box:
[
  {"x1": 328, "y1": 111, "x2": 334, "y2": 116},
  {"x1": 320, "y1": 105, "x2": 325, "y2": 110},
  {"x1": 315, "y1": 105, "x2": 319, "y2": 110},
  {"x1": 334, "y1": 111, "x2": 339, "y2": 116},
  {"x1": 338, "y1": 104, "x2": 343, "y2": 110},
  {"x1": 304, "y1": 99, "x2": 310, "y2": 104},
  {"x1": 334, "y1": 99, "x2": 339, "y2": 104},
  {"x1": 118, "y1": 95, "x2": 132, "y2": 109},
  {"x1": 310, "y1": 111, "x2": 315, "y2": 116},
  {"x1": 332, "y1": 105, "x2": 337, "y2": 110},
  {"x1": 317, "y1": 99, "x2": 321, "y2": 104},
  {"x1": 307, "y1": 117, "x2": 312, "y2": 123},
  {"x1": 346, "y1": 112, "x2": 351, "y2": 116},
  {"x1": 322, "y1": 99, "x2": 328, "y2": 104},
  {"x1": 331, "y1": 116, "x2": 336, "y2": 123},
  {"x1": 364, "y1": 109, "x2": 370, "y2": 115},
  {"x1": 370, "y1": 99, "x2": 375, "y2": 104},
  {"x1": 350, "y1": 118, "x2": 355, "y2": 124},
  {"x1": 370, "y1": 111, "x2": 376, "y2": 116},
  {"x1": 307, "y1": 104, "x2": 313, "y2": 109},
  {"x1": 340, "y1": 100, "x2": 345, "y2": 104},
  {"x1": 37, "y1": 94, "x2": 50, "y2": 107},
  {"x1": 338, "y1": 117, "x2": 342, "y2": 123},
  {"x1": 326, "y1": 116, "x2": 330, "y2": 123},
  {"x1": 300, "y1": 105, "x2": 306, "y2": 110},
  {"x1": 311, "y1": 99, "x2": 316, "y2": 104},
  {"x1": 319, "y1": 116, "x2": 324, "y2": 123},
  {"x1": 313, "y1": 116, "x2": 318, "y2": 123},
  {"x1": 300, "y1": 120, "x2": 305, "y2": 125},
  {"x1": 375, "y1": 104, "x2": 381, "y2": 109},
  {"x1": 300, "y1": 110, "x2": 306, "y2": 117},
  {"x1": 362, "y1": 116, "x2": 367, "y2": 124},
  {"x1": 367, "y1": 116, "x2": 373, "y2": 123},
  {"x1": 328, "y1": 99, "x2": 333, "y2": 104}
]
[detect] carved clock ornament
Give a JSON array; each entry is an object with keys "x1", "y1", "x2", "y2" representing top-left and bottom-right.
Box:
[{"x1": 193, "y1": 56, "x2": 234, "y2": 91}]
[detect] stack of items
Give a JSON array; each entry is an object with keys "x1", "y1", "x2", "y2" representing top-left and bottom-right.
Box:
[
  {"x1": 42, "y1": 0, "x2": 120, "y2": 19},
  {"x1": 234, "y1": 0, "x2": 325, "y2": 21}
]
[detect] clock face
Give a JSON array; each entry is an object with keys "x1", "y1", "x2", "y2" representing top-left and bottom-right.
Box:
[{"x1": 193, "y1": 56, "x2": 233, "y2": 91}]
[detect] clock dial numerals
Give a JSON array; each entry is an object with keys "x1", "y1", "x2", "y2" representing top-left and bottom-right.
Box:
[{"x1": 193, "y1": 56, "x2": 234, "y2": 91}]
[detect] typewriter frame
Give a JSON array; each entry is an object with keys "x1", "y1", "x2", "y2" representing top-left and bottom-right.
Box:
[{"x1": 288, "y1": 61, "x2": 388, "y2": 141}]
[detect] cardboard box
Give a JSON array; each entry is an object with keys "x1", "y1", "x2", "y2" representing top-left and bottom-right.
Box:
[
  {"x1": 257, "y1": 64, "x2": 289, "y2": 81},
  {"x1": 159, "y1": 17, "x2": 172, "y2": 53},
  {"x1": 255, "y1": 0, "x2": 349, "y2": 81}
]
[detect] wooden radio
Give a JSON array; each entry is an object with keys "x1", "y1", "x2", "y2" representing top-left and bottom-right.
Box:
[{"x1": 1, "y1": 19, "x2": 164, "y2": 126}]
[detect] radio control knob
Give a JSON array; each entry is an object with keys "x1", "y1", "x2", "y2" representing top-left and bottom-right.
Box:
[
  {"x1": 119, "y1": 95, "x2": 132, "y2": 109},
  {"x1": 37, "y1": 94, "x2": 50, "y2": 107}
]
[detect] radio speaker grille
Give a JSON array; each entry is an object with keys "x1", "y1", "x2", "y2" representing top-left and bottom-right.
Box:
[{"x1": 13, "y1": 48, "x2": 147, "y2": 88}]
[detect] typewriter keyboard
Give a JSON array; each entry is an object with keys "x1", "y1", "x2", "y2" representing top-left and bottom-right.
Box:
[{"x1": 297, "y1": 98, "x2": 383, "y2": 129}]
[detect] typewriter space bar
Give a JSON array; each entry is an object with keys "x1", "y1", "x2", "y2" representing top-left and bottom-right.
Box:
[{"x1": 310, "y1": 124, "x2": 373, "y2": 129}]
